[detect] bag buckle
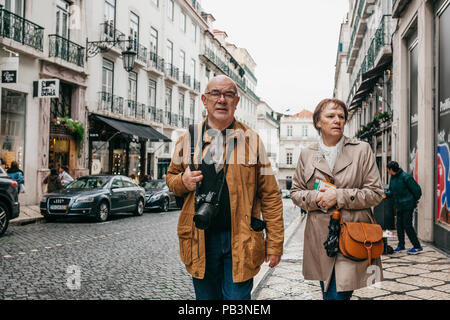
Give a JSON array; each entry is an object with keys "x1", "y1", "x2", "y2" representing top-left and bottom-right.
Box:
[{"x1": 364, "y1": 240, "x2": 373, "y2": 249}]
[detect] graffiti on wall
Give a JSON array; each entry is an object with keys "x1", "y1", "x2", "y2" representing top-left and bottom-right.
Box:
[{"x1": 437, "y1": 131, "x2": 450, "y2": 225}]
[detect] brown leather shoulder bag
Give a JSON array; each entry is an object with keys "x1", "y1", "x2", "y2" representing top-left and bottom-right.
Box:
[{"x1": 324, "y1": 175, "x2": 384, "y2": 265}]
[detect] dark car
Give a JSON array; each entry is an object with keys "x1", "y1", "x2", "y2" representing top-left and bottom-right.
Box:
[
  {"x1": 142, "y1": 179, "x2": 181, "y2": 212},
  {"x1": 0, "y1": 166, "x2": 20, "y2": 236},
  {"x1": 40, "y1": 175, "x2": 146, "y2": 222}
]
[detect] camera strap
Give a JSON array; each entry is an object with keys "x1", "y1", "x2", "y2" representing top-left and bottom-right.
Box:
[{"x1": 188, "y1": 122, "x2": 235, "y2": 202}]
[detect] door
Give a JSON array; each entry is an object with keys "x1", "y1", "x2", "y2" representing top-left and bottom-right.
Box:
[
  {"x1": 4, "y1": 0, "x2": 25, "y2": 42},
  {"x1": 121, "y1": 177, "x2": 137, "y2": 208},
  {"x1": 110, "y1": 177, "x2": 126, "y2": 211}
]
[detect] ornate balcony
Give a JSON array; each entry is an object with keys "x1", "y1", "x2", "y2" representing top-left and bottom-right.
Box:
[
  {"x1": 99, "y1": 22, "x2": 127, "y2": 51},
  {"x1": 48, "y1": 34, "x2": 85, "y2": 67},
  {"x1": 165, "y1": 63, "x2": 179, "y2": 81},
  {"x1": 148, "y1": 52, "x2": 165, "y2": 72},
  {"x1": 0, "y1": 7, "x2": 44, "y2": 51}
]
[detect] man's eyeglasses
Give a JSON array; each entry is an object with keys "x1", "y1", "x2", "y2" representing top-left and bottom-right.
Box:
[{"x1": 204, "y1": 91, "x2": 237, "y2": 101}]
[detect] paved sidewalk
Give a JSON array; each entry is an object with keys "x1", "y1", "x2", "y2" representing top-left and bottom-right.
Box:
[
  {"x1": 10, "y1": 205, "x2": 43, "y2": 226},
  {"x1": 253, "y1": 214, "x2": 450, "y2": 300}
]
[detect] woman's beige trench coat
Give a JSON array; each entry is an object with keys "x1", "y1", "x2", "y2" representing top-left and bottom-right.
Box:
[{"x1": 290, "y1": 136, "x2": 384, "y2": 292}]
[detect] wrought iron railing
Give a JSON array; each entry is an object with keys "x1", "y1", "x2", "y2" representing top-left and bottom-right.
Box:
[
  {"x1": 148, "y1": 52, "x2": 165, "y2": 72},
  {"x1": 194, "y1": 80, "x2": 201, "y2": 92},
  {"x1": 347, "y1": 0, "x2": 366, "y2": 61},
  {"x1": 164, "y1": 111, "x2": 172, "y2": 125},
  {"x1": 48, "y1": 34, "x2": 85, "y2": 67},
  {"x1": 100, "y1": 22, "x2": 127, "y2": 51},
  {"x1": 98, "y1": 91, "x2": 114, "y2": 112},
  {"x1": 165, "y1": 63, "x2": 179, "y2": 80},
  {"x1": 0, "y1": 7, "x2": 44, "y2": 51},
  {"x1": 182, "y1": 73, "x2": 191, "y2": 87},
  {"x1": 136, "y1": 43, "x2": 148, "y2": 64}
]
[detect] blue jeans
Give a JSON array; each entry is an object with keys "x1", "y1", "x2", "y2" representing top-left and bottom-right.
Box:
[
  {"x1": 192, "y1": 230, "x2": 253, "y2": 300},
  {"x1": 319, "y1": 270, "x2": 353, "y2": 300}
]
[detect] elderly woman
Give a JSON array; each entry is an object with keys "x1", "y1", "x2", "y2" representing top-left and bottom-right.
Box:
[{"x1": 290, "y1": 98, "x2": 384, "y2": 300}]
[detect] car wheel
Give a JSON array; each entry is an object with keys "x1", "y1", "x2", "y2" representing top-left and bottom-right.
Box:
[
  {"x1": 161, "y1": 197, "x2": 169, "y2": 212},
  {"x1": 96, "y1": 201, "x2": 109, "y2": 222},
  {"x1": 134, "y1": 198, "x2": 144, "y2": 216},
  {"x1": 0, "y1": 202, "x2": 10, "y2": 236}
]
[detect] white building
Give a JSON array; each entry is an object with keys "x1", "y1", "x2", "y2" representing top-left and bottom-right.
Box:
[
  {"x1": 278, "y1": 110, "x2": 318, "y2": 190},
  {"x1": 85, "y1": 0, "x2": 207, "y2": 180},
  {"x1": 0, "y1": 0, "x2": 89, "y2": 205},
  {"x1": 256, "y1": 100, "x2": 280, "y2": 179}
]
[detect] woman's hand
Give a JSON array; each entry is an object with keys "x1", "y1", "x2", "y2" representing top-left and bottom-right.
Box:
[{"x1": 316, "y1": 188, "x2": 337, "y2": 211}]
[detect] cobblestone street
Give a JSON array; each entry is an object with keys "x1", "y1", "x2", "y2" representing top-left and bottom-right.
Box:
[
  {"x1": 0, "y1": 199, "x2": 298, "y2": 300},
  {"x1": 253, "y1": 214, "x2": 450, "y2": 300}
]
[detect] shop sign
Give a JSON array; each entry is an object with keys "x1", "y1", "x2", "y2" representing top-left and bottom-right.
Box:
[
  {"x1": 33, "y1": 79, "x2": 60, "y2": 98},
  {"x1": 0, "y1": 57, "x2": 19, "y2": 84}
]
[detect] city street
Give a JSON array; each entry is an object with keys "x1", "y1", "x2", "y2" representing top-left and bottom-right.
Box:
[{"x1": 0, "y1": 199, "x2": 298, "y2": 300}]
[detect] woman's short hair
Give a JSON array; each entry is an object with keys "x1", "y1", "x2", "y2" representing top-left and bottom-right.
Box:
[
  {"x1": 313, "y1": 98, "x2": 349, "y2": 133},
  {"x1": 387, "y1": 161, "x2": 400, "y2": 173}
]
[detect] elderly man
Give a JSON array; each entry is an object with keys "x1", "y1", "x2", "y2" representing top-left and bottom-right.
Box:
[{"x1": 166, "y1": 75, "x2": 284, "y2": 300}]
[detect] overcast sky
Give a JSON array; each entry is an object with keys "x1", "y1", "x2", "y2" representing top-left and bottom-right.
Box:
[{"x1": 202, "y1": 0, "x2": 349, "y2": 114}]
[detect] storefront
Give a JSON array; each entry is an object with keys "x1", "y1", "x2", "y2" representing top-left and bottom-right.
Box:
[
  {"x1": 88, "y1": 114, "x2": 170, "y2": 181},
  {"x1": 0, "y1": 88, "x2": 26, "y2": 171},
  {"x1": 435, "y1": 0, "x2": 450, "y2": 251}
]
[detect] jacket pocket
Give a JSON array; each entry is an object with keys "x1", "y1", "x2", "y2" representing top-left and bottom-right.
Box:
[
  {"x1": 177, "y1": 225, "x2": 193, "y2": 266},
  {"x1": 249, "y1": 229, "x2": 265, "y2": 268},
  {"x1": 242, "y1": 163, "x2": 257, "y2": 185}
]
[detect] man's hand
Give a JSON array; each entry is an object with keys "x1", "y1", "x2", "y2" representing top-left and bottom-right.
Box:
[
  {"x1": 316, "y1": 188, "x2": 337, "y2": 211},
  {"x1": 181, "y1": 166, "x2": 203, "y2": 192},
  {"x1": 265, "y1": 254, "x2": 281, "y2": 268}
]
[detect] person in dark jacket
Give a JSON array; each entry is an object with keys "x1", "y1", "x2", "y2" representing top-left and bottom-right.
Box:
[
  {"x1": 386, "y1": 161, "x2": 423, "y2": 255},
  {"x1": 44, "y1": 168, "x2": 63, "y2": 193},
  {"x1": 7, "y1": 161, "x2": 24, "y2": 190}
]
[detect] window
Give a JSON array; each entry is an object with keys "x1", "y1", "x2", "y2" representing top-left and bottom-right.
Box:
[
  {"x1": 101, "y1": 59, "x2": 114, "y2": 110},
  {"x1": 130, "y1": 12, "x2": 139, "y2": 50},
  {"x1": 179, "y1": 50, "x2": 186, "y2": 75},
  {"x1": 167, "y1": 0, "x2": 174, "y2": 21},
  {"x1": 286, "y1": 152, "x2": 293, "y2": 165},
  {"x1": 190, "y1": 98, "x2": 195, "y2": 121},
  {"x1": 150, "y1": 27, "x2": 158, "y2": 54},
  {"x1": 191, "y1": 59, "x2": 196, "y2": 80},
  {"x1": 128, "y1": 72, "x2": 137, "y2": 117},
  {"x1": 148, "y1": 79, "x2": 157, "y2": 108},
  {"x1": 302, "y1": 125, "x2": 308, "y2": 137},
  {"x1": 56, "y1": 0, "x2": 70, "y2": 38},
  {"x1": 1, "y1": 89, "x2": 26, "y2": 171},
  {"x1": 5, "y1": 0, "x2": 24, "y2": 16},
  {"x1": 103, "y1": 0, "x2": 115, "y2": 40},
  {"x1": 179, "y1": 93, "x2": 185, "y2": 118},
  {"x1": 166, "y1": 40, "x2": 173, "y2": 65},
  {"x1": 165, "y1": 87, "x2": 172, "y2": 113},
  {"x1": 50, "y1": 82, "x2": 72, "y2": 119},
  {"x1": 287, "y1": 125, "x2": 293, "y2": 137},
  {"x1": 191, "y1": 22, "x2": 197, "y2": 43},
  {"x1": 180, "y1": 11, "x2": 186, "y2": 32}
]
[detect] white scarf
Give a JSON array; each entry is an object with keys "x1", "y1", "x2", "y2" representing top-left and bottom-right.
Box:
[{"x1": 319, "y1": 136, "x2": 344, "y2": 172}]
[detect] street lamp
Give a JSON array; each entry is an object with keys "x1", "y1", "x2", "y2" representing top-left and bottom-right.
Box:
[{"x1": 86, "y1": 34, "x2": 137, "y2": 72}]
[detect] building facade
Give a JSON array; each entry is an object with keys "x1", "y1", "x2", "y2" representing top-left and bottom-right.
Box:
[
  {"x1": 278, "y1": 110, "x2": 318, "y2": 190},
  {"x1": 256, "y1": 100, "x2": 280, "y2": 182},
  {"x1": 391, "y1": 0, "x2": 450, "y2": 252},
  {"x1": 0, "y1": 0, "x2": 89, "y2": 205},
  {"x1": 84, "y1": 0, "x2": 208, "y2": 181},
  {"x1": 339, "y1": 0, "x2": 394, "y2": 186}
]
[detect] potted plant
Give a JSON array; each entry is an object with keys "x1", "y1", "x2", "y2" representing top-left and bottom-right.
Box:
[{"x1": 57, "y1": 117, "x2": 85, "y2": 158}]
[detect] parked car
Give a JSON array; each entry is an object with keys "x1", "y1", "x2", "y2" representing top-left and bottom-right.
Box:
[
  {"x1": 0, "y1": 166, "x2": 20, "y2": 236},
  {"x1": 40, "y1": 175, "x2": 146, "y2": 222},
  {"x1": 141, "y1": 179, "x2": 181, "y2": 212}
]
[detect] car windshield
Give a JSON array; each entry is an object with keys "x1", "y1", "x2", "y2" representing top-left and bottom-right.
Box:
[
  {"x1": 66, "y1": 177, "x2": 110, "y2": 189},
  {"x1": 142, "y1": 181, "x2": 167, "y2": 191}
]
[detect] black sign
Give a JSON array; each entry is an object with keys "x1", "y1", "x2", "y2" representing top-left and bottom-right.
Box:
[{"x1": 2, "y1": 70, "x2": 17, "y2": 83}]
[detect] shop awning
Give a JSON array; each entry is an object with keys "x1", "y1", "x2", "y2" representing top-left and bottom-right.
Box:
[{"x1": 92, "y1": 114, "x2": 171, "y2": 142}]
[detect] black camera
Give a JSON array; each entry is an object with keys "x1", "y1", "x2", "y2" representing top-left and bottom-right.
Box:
[{"x1": 193, "y1": 191, "x2": 219, "y2": 230}]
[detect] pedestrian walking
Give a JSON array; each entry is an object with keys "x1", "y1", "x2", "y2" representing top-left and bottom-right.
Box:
[
  {"x1": 386, "y1": 161, "x2": 423, "y2": 255},
  {"x1": 43, "y1": 168, "x2": 63, "y2": 193},
  {"x1": 7, "y1": 161, "x2": 25, "y2": 192},
  {"x1": 290, "y1": 98, "x2": 384, "y2": 300},
  {"x1": 59, "y1": 166, "x2": 74, "y2": 186},
  {"x1": 166, "y1": 75, "x2": 284, "y2": 300}
]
